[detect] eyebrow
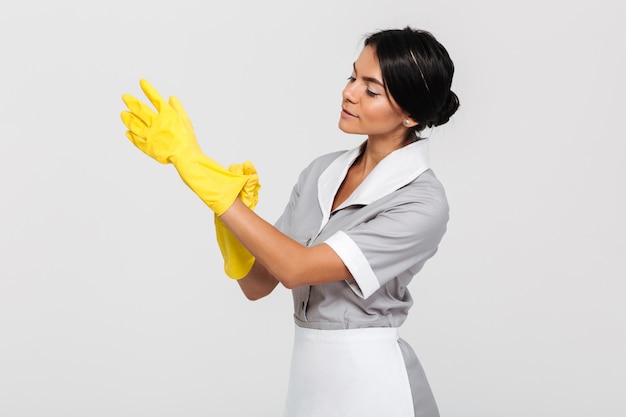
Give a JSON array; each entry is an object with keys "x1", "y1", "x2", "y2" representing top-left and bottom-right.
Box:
[{"x1": 353, "y1": 63, "x2": 385, "y2": 88}]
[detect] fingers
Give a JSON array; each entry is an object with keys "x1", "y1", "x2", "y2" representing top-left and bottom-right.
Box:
[
  {"x1": 241, "y1": 161, "x2": 260, "y2": 191},
  {"x1": 122, "y1": 93, "x2": 155, "y2": 127},
  {"x1": 228, "y1": 163, "x2": 244, "y2": 175},
  {"x1": 125, "y1": 129, "x2": 144, "y2": 147},
  {"x1": 120, "y1": 111, "x2": 149, "y2": 139},
  {"x1": 227, "y1": 161, "x2": 260, "y2": 209},
  {"x1": 139, "y1": 79, "x2": 168, "y2": 113},
  {"x1": 229, "y1": 162, "x2": 259, "y2": 177},
  {"x1": 241, "y1": 161, "x2": 257, "y2": 175}
]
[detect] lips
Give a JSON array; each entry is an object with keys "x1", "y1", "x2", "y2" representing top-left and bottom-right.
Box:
[{"x1": 342, "y1": 108, "x2": 358, "y2": 118}]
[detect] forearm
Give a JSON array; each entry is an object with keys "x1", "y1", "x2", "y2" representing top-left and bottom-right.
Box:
[
  {"x1": 237, "y1": 260, "x2": 280, "y2": 300},
  {"x1": 219, "y1": 199, "x2": 351, "y2": 289}
]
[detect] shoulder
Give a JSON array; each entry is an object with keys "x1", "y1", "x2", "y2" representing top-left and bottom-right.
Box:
[
  {"x1": 407, "y1": 169, "x2": 448, "y2": 206},
  {"x1": 390, "y1": 169, "x2": 450, "y2": 228}
]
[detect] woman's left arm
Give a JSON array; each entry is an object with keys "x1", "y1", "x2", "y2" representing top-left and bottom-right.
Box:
[{"x1": 219, "y1": 199, "x2": 351, "y2": 289}]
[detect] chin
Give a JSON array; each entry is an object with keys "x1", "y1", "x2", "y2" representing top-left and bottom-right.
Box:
[{"x1": 338, "y1": 120, "x2": 360, "y2": 135}]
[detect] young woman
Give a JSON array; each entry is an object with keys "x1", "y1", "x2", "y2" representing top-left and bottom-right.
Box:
[{"x1": 122, "y1": 26, "x2": 459, "y2": 417}]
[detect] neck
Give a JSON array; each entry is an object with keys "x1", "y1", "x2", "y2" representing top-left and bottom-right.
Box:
[{"x1": 354, "y1": 134, "x2": 408, "y2": 174}]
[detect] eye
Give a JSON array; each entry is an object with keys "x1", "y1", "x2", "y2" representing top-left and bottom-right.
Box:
[
  {"x1": 347, "y1": 76, "x2": 356, "y2": 82},
  {"x1": 366, "y1": 89, "x2": 380, "y2": 97}
]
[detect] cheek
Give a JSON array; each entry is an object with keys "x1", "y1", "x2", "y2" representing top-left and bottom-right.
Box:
[{"x1": 363, "y1": 102, "x2": 400, "y2": 125}]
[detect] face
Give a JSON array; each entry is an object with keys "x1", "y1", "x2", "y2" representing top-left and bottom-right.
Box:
[{"x1": 339, "y1": 45, "x2": 412, "y2": 141}]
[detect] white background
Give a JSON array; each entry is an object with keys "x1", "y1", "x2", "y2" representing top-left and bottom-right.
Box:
[{"x1": 1, "y1": 1, "x2": 625, "y2": 416}]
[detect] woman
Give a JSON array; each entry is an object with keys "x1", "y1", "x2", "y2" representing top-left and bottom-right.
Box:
[{"x1": 121, "y1": 26, "x2": 458, "y2": 417}]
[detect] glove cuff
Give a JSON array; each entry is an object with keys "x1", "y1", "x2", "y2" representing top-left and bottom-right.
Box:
[
  {"x1": 174, "y1": 153, "x2": 250, "y2": 215},
  {"x1": 214, "y1": 215, "x2": 255, "y2": 279}
]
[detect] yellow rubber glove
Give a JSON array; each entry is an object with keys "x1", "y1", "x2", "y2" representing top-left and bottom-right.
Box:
[
  {"x1": 121, "y1": 79, "x2": 248, "y2": 216},
  {"x1": 214, "y1": 161, "x2": 260, "y2": 279}
]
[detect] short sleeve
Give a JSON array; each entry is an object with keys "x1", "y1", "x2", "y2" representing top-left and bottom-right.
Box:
[{"x1": 324, "y1": 174, "x2": 449, "y2": 299}]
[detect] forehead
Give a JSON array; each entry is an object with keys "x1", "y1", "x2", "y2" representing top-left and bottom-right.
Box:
[{"x1": 354, "y1": 45, "x2": 382, "y2": 77}]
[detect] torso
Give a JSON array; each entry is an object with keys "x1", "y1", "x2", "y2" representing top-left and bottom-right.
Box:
[{"x1": 274, "y1": 148, "x2": 448, "y2": 330}]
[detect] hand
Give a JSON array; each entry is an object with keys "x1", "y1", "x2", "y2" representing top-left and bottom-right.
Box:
[
  {"x1": 120, "y1": 79, "x2": 249, "y2": 216},
  {"x1": 121, "y1": 79, "x2": 201, "y2": 164},
  {"x1": 232, "y1": 161, "x2": 260, "y2": 210}
]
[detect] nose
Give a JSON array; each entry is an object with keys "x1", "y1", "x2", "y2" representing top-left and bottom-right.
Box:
[{"x1": 342, "y1": 82, "x2": 357, "y2": 103}]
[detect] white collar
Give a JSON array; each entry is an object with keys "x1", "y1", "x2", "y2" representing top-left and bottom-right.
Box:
[{"x1": 316, "y1": 139, "x2": 430, "y2": 233}]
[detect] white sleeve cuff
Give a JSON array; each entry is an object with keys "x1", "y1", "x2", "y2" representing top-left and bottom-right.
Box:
[{"x1": 324, "y1": 231, "x2": 380, "y2": 299}]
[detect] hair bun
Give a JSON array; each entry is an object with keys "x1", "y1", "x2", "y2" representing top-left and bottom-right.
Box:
[{"x1": 433, "y1": 91, "x2": 460, "y2": 127}]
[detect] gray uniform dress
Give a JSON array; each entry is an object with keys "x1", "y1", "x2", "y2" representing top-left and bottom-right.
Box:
[{"x1": 275, "y1": 139, "x2": 448, "y2": 417}]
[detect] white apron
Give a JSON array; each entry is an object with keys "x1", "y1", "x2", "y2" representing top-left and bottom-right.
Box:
[{"x1": 283, "y1": 325, "x2": 415, "y2": 417}]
